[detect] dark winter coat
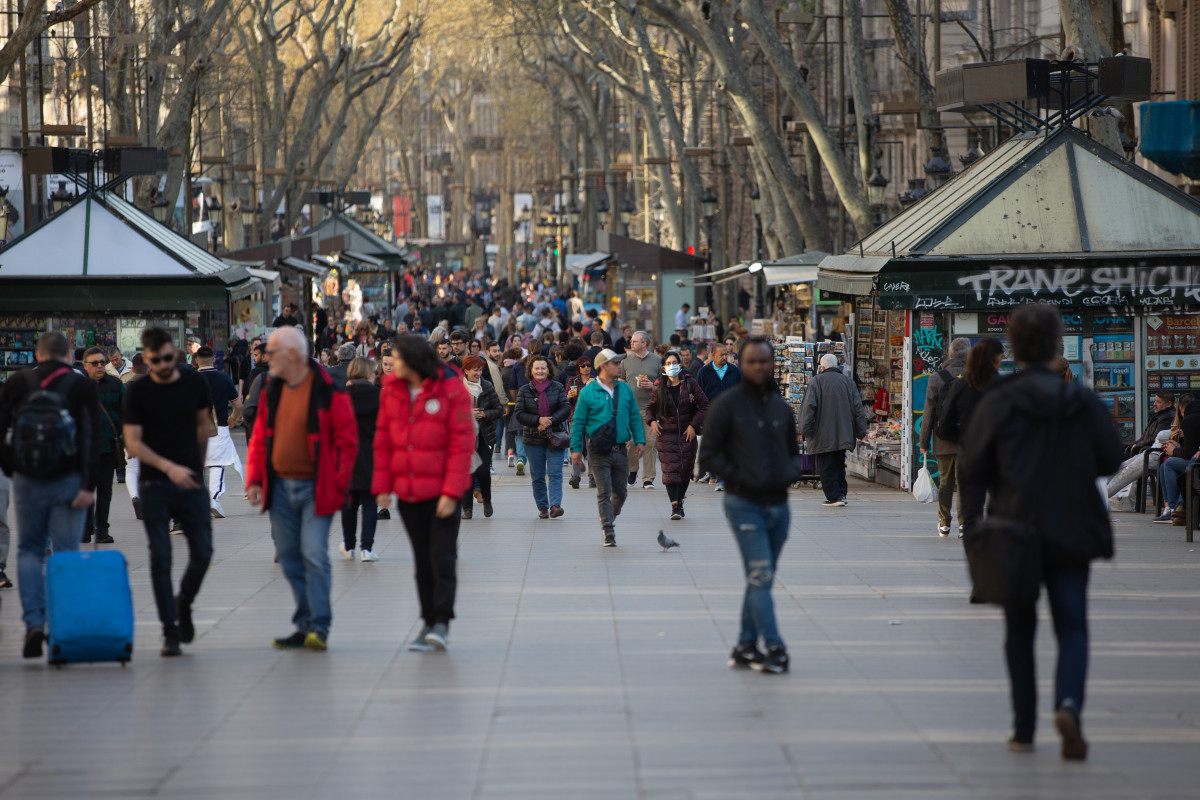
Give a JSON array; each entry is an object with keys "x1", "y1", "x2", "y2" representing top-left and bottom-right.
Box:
[
  {"x1": 958, "y1": 365, "x2": 1124, "y2": 567},
  {"x1": 470, "y1": 378, "x2": 504, "y2": 450},
  {"x1": 799, "y1": 367, "x2": 869, "y2": 455},
  {"x1": 645, "y1": 376, "x2": 709, "y2": 486},
  {"x1": 696, "y1": 361, "x2": 742, "y2": 403},
  {"x1": 514, "y1": 380, "x2": 571, "y2": 443},
  {"x1": 1128, "y1": 405, "x2": 1176, "y2": 456},
  {"x1": 345, "y1": 379, "x2": 380, "y2": 493},
  {"x1": 699, "y1": 379, "x2": 805, "y2": 506},
  {"x1": 919, "y1": 356, "x2": 966, "y2": 456}
]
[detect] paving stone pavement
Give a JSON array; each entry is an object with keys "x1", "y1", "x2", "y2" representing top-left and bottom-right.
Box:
[{"x1": 0, "y1": 450, "x2": 1197, "y2": 799}]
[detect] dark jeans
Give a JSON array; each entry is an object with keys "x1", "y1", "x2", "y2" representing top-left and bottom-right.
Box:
[
  {"x1": 341, "y1": 491, "x2": 378, "y2": 551},
  {"x1": 816, "y1": 450, "x2": 848, "y2": 502},
  {"x1": 463, "y1": 439, "x2": 492, "y2": 510},
  {"x1": 398, "y1": 497, "x2": 461, "y2": 625},
  {"x1": 936, "y1": 453, "x2": 958, "y2": 528},
  {"x1": 589, "y1": 443, "x2": 629, "y2": 533},
  {"x1": 1004, "y1": 566, "x2": 1090, "y2": 741},
  {"x1": 85, "y1": 450, "x2": 118, "y2": 537},
  {"x1": 724, "y1": 493, "x2": 790, "y2": 649},
  {"x1": 665, "y1": 480, "x2": 691, "y2": 503},
  {"x1": 959, "y1": 479, "x2": 987, "y2": 539},
  {"x1": 140, "y1": 479, "x2": 213, "y2": 637}
]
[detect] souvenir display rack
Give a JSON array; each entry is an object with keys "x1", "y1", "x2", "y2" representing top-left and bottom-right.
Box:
[
  {"x1": 0, "y1": 315, "x2": 47, "y2": 375},
  {"x1": 772, "y1": 338, "x2": 846, "y2": 488},
  {"x1": 1145, "y1": 314, "x2": 1200, "y2": 425}
]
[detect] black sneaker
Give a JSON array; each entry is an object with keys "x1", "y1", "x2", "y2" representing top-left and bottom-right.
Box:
[
  {"x1": 96, "y1": 534, "x2": 115, "y2": 544},
  {"x1": 755, "y1": 646, "x2": 789, "y2": 674},
  {"x1": 483, "y1": 500, "x2": 493, "y2": 518},
  {"x1": 272, "y1": 631, "x2": 307, "y2": 650},
  {"x1": 603, "y1": 532, "x2": 617, "y2": 547},
  {"x1": 628, "y1": 471, "x2": 637, "y2": 486},
  {"x1": 0, "y1": 571, "x2": 12, "y2": 589},
  {"x1": 678, "y1": 502, "x2": 686, "y2": 519},
  {"x1": 643, "y1": 480, "x2": 654, "y2": 490},
  {"x1": 377, "y1": 508, "x2": 391, "y2": 520},
  {"x1": 132, "y1": 497, "x2": 143, "y2": 520},
  {"x1": 670, "y1": 503, "x2": 682, "y2": 521},
  {"x1": 161, "y1": 635, "x2": 182, "y2": 657},
  {"x1": 23, "y1": 628, "x2": 45, "y2": 659},
  {"x1": 81, "y1": 532, "x2": 92, "y2": 544},
  {"x1": 461, "y1": 507, "x2": 473, "y2": 520},
  {"x1": 569, "y1": 476, "x2": 580, "y2": 489},
  {"x1": 177, "y1": 598, "x2": 195, "y2": 643},
  {"x1": 727, "y1": 644, "x2": 765, "y2": 669},
  {"x1": 588, "y1": 476, "x2": 597, "y2": 489}
]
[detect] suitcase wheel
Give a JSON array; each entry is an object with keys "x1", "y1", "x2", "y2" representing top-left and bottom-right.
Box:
[
  {"x1": 51, "y1": 644, "x2": 61, "y2": 655},
  {"x1": 124, "y1": 643, "x2": 133, "y2": 654}
]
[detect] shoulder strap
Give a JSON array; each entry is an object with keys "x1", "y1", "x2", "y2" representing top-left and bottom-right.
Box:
[{"x1": 40, "y1": 366, "x2": 71, "y2": 389}]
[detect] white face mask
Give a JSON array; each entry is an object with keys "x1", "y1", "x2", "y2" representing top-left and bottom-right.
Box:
[{"x1": 665, "y1": 364, "x2": 682, "y2": 378}]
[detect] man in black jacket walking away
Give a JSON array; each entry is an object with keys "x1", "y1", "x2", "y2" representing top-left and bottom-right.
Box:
[
  {"x1": 959, "y1": 303, "x2": 1123, "y2": 761},
  {"x1": 799, "y1": 354, "x2": 868, "y2": 507},
  {"x1": 700, "y1": 338, "x2": 805, "y2": 675}
]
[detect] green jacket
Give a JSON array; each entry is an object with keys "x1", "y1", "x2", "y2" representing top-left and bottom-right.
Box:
[
  {"x1": 94, "y1": 374, "x2": 124, "y2": 455},
  {"x1": 570, "y1": 379, "x2": 645, "y2": 453}
]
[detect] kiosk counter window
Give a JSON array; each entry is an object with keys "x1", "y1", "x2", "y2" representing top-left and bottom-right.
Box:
[{"x1": 1146, "y1": 313, "x2": 1200, "y2": 408}]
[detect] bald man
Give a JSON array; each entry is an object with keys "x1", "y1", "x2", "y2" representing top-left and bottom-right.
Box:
[{"x1": 246, "y1": 325, "x2": 358, "y2": 652}]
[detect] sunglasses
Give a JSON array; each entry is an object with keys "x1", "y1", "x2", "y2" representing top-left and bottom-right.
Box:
[
  {"x1": 85, "y1": 359, "x2": 108, "y2": 367},
  {"x1": 147, "y1": 353, "x2": 176, "y2": 365}
]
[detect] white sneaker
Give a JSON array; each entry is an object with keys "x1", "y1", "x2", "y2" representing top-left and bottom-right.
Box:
[
  {"x1": 210, "y1": 501, "x2": 226, "y2": 519},
  {"x1": 508, "y1": 454, "x2": 515, "y2": 467},
  {"x1": 360, "y1": 549, "x2": 379, "y2": 562},
  {"x1": 338, "y1": 543, "x2": 354, "y2": 560},
  {"x1": 715, "y1": 481, "x2": 725, "y2": 492}
]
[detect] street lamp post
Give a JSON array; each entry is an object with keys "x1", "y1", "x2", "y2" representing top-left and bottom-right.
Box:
[
  {"x1": 653, "y1": 198, "x2": 665, "y2": 246},
  {"x1": 750, "y1": 187, "x2": 763, "y2": 318},
  {"x1": 867, "y1": 167, "x2": 890, "y2": 226},
  {"x1": 619, "y1": 197, "x2": 635, "y2": 237},
  {"x1": 50, "y1": 182, "x2": 74, "y2": 215},
  {"x1": 700, "y1": 186, "x2": 723, "y2": 320}
]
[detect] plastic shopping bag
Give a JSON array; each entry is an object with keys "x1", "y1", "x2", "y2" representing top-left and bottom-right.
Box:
[{"x1": 912, "y1": 456, "x2": 936, "y2": 503}]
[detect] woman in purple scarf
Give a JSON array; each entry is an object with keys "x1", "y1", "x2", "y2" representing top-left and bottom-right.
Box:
[{"x1": 515, "y1": 355, "x2": 572, "y2": 518}]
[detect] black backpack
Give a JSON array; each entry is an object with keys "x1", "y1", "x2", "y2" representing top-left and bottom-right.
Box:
[
  {"x1": 935, "y1": 376, "x2": 968, "y2": 442},
  {"x1": 12, "y1": 367, "x2": 78, "y2": 477},
  {"x1": 927, "y1": 368, "x2": 961, "y2": 443}
]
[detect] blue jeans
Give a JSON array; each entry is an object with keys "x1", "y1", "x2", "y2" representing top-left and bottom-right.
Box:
[
  {"x1": 525, "y1": 441, "x2": 564, "y2": 510},
  {"x1": 1159, "y1": 456, "x2": 1190, "y2": 509},
  {"x1": 270, "y1": 479, "x2": 334, "y2": 637},
  {"x1": 140, "y1": 479, "x2": 213, "y2": 636},
  {"x1": 515, "y1": 432, "x2": 526, "y2": 464},
  {"x1": 723, "y1": 494, "x2": 790, "y2": 650},
  {"x1": 14, "y1": 472, "x2": 86, "y2": 631},
  {"x1": 1004, "y1": 566, "x2": 1090, "y2": 741}
]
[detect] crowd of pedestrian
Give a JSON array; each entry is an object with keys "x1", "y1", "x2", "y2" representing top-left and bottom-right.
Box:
[{"x1": 0, "y1": 278, "x2": 1146, "y2": 761}]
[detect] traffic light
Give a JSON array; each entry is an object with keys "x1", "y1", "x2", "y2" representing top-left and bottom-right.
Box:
[{"x1": 686, "y1": 245, "x2": 695, "y2": 255}]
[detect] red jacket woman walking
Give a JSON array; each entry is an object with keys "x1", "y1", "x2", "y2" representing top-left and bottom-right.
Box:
[{"x1": 373, "y1": 335, "x2": 474, "y2": 651}]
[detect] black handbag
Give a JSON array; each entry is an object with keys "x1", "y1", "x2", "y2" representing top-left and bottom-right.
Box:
[
  {"x1": 964, "y1": 385, "x2": 1063, "y2": 607},
  {"x1": 588, "y1": 387, "x2": 619, "y2": 456}
]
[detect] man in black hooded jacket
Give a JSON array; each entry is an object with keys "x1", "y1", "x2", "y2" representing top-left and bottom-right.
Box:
[{"x1": 959, "y1": 303, "x2": 1123, "y2": 761}]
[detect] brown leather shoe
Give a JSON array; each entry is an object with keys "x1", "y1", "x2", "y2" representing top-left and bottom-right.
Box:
[
  {"x1": 538, "y1": 508, "x2": 549, "y2": 519},
  {"x1": 549, "y1": 505, "x2": 564, "y2": 518}
]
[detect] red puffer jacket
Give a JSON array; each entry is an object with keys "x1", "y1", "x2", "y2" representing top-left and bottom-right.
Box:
[
  {"x1": 245, "y1": 361, "x2": 359, "y2": 517},
  {"x1": 372, "y1": 364, "x2": 475, "y2": 504}
]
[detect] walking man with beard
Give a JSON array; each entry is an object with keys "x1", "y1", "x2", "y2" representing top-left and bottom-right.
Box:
[{"x1": 123, "y1": 326, "x2": 215, "y2": 656}]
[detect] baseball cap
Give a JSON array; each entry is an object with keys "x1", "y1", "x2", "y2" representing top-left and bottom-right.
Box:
[{"x1": 594, "y1": 348, "x2": 625, "y2": 370}]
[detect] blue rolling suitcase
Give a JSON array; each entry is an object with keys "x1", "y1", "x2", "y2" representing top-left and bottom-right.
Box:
[{"x1": 45, "y1": 550, "x2": 135, "y2": 666}]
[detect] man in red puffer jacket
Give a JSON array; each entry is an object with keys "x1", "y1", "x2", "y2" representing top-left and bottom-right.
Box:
[
  {"x1": 373, "y1": 335, "x2": 474, "y2": 651},
  {"x1": 246, "y1": 327, "x2": 357, "y2": 652}
]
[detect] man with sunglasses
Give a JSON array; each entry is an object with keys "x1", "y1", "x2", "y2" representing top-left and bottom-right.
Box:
[
  {"x1": 123, "y1": 326, "x2": 215, "y2": 657},
  {"x1": 81, "y1": 346, "x2": 124, "y2": 544}
]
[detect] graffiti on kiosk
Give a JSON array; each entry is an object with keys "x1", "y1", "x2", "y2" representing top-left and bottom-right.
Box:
[
  {"x1": 914, "y1": 295, "x2": 961, "y2": 309},
  {"x1": 912, "y1": 326, "x2": 945, "y2": 372},
  {"x1": 957, "y1": 266, "x2": 1200, "y2": 306}
]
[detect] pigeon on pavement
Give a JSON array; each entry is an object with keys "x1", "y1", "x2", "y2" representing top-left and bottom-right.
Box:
[{"x1": 657, "y1": 530, "x2": 679, "y2": 551}]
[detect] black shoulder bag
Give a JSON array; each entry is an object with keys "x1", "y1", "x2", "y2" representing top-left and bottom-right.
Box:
[
  {"x1": 588, "y1": 385, "x2": 619, "y2": 456},
  {"x1": 964, "y1": 386, "x2": 1062, "y2": 607}
]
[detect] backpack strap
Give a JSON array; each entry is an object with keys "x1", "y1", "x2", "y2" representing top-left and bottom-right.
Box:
[{"x1": 39, "y1": 366, "x2": 71, "y2": 389}]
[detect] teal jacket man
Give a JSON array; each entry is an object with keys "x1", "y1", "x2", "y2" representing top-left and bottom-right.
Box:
[
  {"x1": 570, "y1": 379, "x2": 644, "y2": 453},
  {"x1": 570, "y1": 349, "x2": 646, "y2": 547}
]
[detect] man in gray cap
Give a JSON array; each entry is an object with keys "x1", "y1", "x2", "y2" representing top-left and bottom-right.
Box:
[
  {"x1": 326, "y1": 343, "x2": 356, "y2": 386},
  {"x1": 570, "y1": 349, "x2": 645, "y2": 547}
]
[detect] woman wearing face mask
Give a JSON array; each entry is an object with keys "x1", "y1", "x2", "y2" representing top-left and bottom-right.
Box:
[{"x1": 646, "y1": 351, "x2": 709, "y2": 520}]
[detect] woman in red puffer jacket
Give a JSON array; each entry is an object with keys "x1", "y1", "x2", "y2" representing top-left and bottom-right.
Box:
[{"x1": 373, "y1": 335, "x2": 474, "y2": 652}]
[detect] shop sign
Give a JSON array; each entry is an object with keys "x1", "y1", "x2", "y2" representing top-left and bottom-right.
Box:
[
  {"x1": 978, "y1": 310, "x2": 1087, "y2": 334},
  {"x1": 879, "y1": 262, "x2": 1200, "y2": 310}
]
